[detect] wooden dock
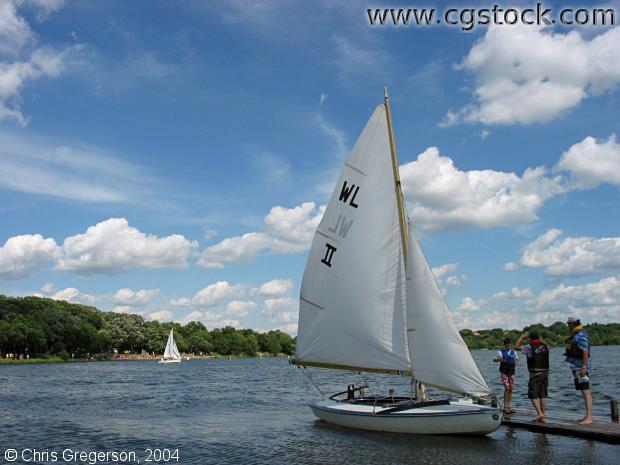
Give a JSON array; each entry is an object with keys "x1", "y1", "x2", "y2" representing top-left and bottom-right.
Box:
[{"x1": 502, "y1": 409, "x2": 620, "y2": 444}]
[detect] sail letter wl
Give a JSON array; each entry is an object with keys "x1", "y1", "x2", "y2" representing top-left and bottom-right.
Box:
[
  {"x1": 321, "y1": 243, "x2": 337, "y2": 267},
  {"x1": 327, "y1": 214, "x2": 354, "y2": 239},
  {"x1": 339, "y1": 181, "x2": 359, "y2": 208}
]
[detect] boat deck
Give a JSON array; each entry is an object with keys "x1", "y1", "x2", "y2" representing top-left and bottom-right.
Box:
[{"x1": 502, "y1": 409, "x2": 620, "y2": 444}]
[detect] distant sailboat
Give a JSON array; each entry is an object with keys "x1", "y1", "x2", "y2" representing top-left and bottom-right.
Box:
[
  {"x1": 291, "y1": 89, "x2": 501, "y2": 435},
  {"x1": 158, "y1": 329, "x2": 182, "y2": 364}
]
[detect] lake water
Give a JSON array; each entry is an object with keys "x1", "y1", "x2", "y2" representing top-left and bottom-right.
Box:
[{"x1": 1, "y1": 347, "x2": 618, "y2": 464}]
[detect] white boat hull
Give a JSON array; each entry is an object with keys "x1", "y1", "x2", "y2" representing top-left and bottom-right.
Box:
[
  {"x1": 158, "y1": 358, "x2": 181, "y2": 364},
  {"x1": 310, "y1": 399, "x2": 502, "y2": 435}
]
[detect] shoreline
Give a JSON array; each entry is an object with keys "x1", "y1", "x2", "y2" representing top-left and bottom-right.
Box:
[{"x1": 0, "y1": 353, "x2": 286, "y2": 365}]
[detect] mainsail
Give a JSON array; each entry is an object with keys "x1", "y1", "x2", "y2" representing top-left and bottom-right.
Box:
[
  {"x1": 163, "y1": 329, "x2": 181, "y2": 360},
  {"x1": 295, "y1": 96, "x2": 491, "y2": 397},
  {"x1": 295, "y1": 105, "x2": 411, "y2": 374}
]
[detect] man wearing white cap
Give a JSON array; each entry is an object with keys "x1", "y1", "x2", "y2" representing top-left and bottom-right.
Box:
[{"x1": 565, "y1": 317, "x2": 593, "y2": 425}]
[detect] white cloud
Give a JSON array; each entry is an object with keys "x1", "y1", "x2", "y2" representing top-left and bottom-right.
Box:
[
  {"x1": 0, "y1": 131, "x2": 155, "y2": 203},
  {"x1": 431, "y1": 263, "x2": 459, "y2": 280},
  {"x1": 112, "y1": 288, "x2": 159, "y2": 306},
  {"x1": 0, "y1": 234, "x2": 59, "y2": 279},
  {"x1": 276, "y1": 323, "x2": 298, "y2": 335},
  {"x1": 192, "y1": 281, "x2": 245, "y2": 307},
  {"x1": 179, "y1": 309, "x2": 240, "y2": 329},
  {"x1": 504, "y1": 262, "x2": 518, "y2": 271},
  {"x1": 226, "y1": 300, "x2": 256, "y2": 317},
  {"x1": 145, "y1": 310, "x2": 173, "y2": 322},
  {"x1": 456, "y1": 296, "x2": 485, "y2": 313},
  {"x1": 203, "y1": 230, "x2": 217, "y2": 241},
  {"x1": 55, "y1": 218, "x2": 198, "y2": 275},
  {"x1": 263, "y1": 297, "x2": 297, "y2": 316},
  {"x1": 0, "y1": 1, "x2": 70, "y2": 124},
  {"x1": 491, "y1": 287, "x2": 533, "y2": 300},
  {"x1": 556, "y1": 134, "x2": 620, "y2": 189},
  {"x1": 181, "y1": 310, "x2": 220, "y2": 324},
  {"x1": 525, "y1": 276, "x2": 620, "y2": 314},
  {"x1": 319, "y1": 92, "x2": 327, "y2": 106},
  {"x1": 400, "y1": 147, "x2": 565, "y2": 231},
  {"x1": 453, "y1": 277, "x2": 620, "y2": 329},
  {"x1": 258, "y1": 278, "x2": 293, "y2": 297},
  {"x1": 198, "y1": 202, "x2": 324, "y2": 268},
  {"x1": 517, "y1": 229, "x2": 620, "y2": 277},
  {"x1": 443, "y1": 26, "x2": 620, "y2": 126},
  {"x1": 38, "y1": 286, "x2": 95, "y2": 305},
  {"x1": 169, "y1": 298, "x2": 191, "y2": 307}
]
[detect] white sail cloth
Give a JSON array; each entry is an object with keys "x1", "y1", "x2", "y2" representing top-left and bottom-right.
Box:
[
  {"x1": 295, "y1": 105, "x2": 411, "y2": 373},
  {"x1": 405, "y1": 221, "x2": 490, "y2": 397},
  {"x1": 163, "y1": 329, "x2": 181, "y2": 360},
  {"x1": 295, "y1": 102, "x2": 490, "y2": 397}
]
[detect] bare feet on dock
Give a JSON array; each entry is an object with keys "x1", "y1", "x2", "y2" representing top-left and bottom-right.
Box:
[
  {"x1": 578, "y1": 418, "x2": 593, "y2": 425},
  {"x1": 533, "y1": 415, "x2": 545, "y2": 422}
]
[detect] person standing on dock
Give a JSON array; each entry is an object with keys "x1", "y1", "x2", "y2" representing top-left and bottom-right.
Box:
[
  {"x1": 516, "y1": 331, "x2": 550, "y2": 422},
  {"x1": 565, "y1": 317, "x2": 593, "y2": 425},
  {"x1": 493, "y1": 338, "x2": 518, "y2": 414}
]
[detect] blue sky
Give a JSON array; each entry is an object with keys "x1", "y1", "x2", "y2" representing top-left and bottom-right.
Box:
[{"x1": 1, "y1": 0, "x2": 619, "y2": 332}]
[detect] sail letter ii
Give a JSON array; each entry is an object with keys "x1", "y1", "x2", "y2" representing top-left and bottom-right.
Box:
[
  {"x1": 339, "y1": 181, "x2": 360, "y2": 208},
  {"x1": 321, "y1": 243, "x2": 337, "y2": 267}
]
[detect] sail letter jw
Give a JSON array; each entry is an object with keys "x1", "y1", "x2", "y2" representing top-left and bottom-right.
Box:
[
  {"x1": 405, "y1": 222, "x2": 490, "y2": 397},
  {"x1": 295, "y1": 106, "x2": 411, "y2": 374}
]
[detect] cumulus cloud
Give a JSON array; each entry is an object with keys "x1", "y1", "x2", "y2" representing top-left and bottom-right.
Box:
[
  {"x1": 0, "y1": 0, "x2": 70, "y2": 124},
  {"x1": 257, "y1": 279, "x2": 293, "y2": 297},
  {"x1": 36, "y1": 284, "x2": 95, "y2": 305},
  {"x1": 145, "y1": 310, "x2": 173, "y2": 322},
  {"x1": 55, "y1": 218, "x2": 198, "y2": 275},
  {"x1": 491, "y1": 287, "x2": 533, "y2": 300},
  {"x1": 192, "y1": 281, "x2": 245, "y2": 307},
  {"x1": 0, "y1": 234, "x2": 59, "y2": 279},
  {"x1": 556, "y1": 134, "x2": 620, "y2": 189},
  {"x1": 442, "y1": 26, "x2": 620, "y2": 126},
  {"x1": 198, "y1": 202, "x2": 324, "y2": 268},
  {"x1": 453, "y1": 276, "x2": 620, "y2": 329},
  {"x1": 181, "y1": 309, "x2": 240, "y2": 329},
  {"x1": 431, "y1": 263, "x2": 459, "y2": 280},
  {"x1": 400, "y1": 147, "x2": 565, "y2": 231},
  {"x1": 169, "y1": 298, "x2": 191, "y2": 307},
  {"x1": 516, "y1": 229, "x2": 620, "y2": 277},
  {"x1": 112, "y1": 288, "x2": 159, "y2": 306},
  {"x1": 263, "y1": 297, "x2": 297, "y2": 316},
  {"x1": 456, "y1": 296, "x2": 485, "y2": 313},
  {"x1": 226, "y1": 300, "x2": 256, "y2": 317},
  {"x1": 525, "y1": 276, "x2": 620, "y2": 315}
]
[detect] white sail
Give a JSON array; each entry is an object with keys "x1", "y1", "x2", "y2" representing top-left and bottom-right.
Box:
[
  {"x1": 405, "y1": 221, "x2": 490, "y2": 397},
  {"x1": 295, "y1": 105, "x2": 411, "y2": 374},
  {"x1": 163, "y1": 329, "x2": 181, "y2": 360}
]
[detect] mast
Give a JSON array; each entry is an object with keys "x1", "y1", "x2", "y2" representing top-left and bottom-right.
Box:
[
  {"x1": 384, "y1": 87, "x2": 408, "y2": 268},
  {"x1": 385, "y1": 88, "x2": 427, "y2": 398}
]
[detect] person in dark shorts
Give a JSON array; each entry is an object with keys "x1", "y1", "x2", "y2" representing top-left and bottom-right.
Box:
[
  {"x1": 565, "y1": 317, "x2": 593, "y2": 425},
  {"x1": 493, "y1": 338, "x2": 518, "y2": 414},
  {"x1": 516, "y1": 331, "x2": 550, "y2": 422}
]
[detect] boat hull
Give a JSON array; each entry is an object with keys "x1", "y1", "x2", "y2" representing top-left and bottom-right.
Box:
[
  {"x1": 158, "y1": 358, "x2": 181, "y2": 364},
  {"x1": 310, "y1": 399, "x2": 502, "y2": 435}
]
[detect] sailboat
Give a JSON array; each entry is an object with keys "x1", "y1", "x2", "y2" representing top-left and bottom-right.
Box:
[
  {"x1": 158, "y1": 328, "x2": 182, "y2": 364},
  {"x1": 291, "y1": 89, "x2": 502, "y2": 435}
]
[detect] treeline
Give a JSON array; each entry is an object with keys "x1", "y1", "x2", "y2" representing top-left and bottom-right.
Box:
[
  {"x1": 460, "y1": 322, "x2": 620, "y2": 350},
  {"x1": 2, "y1": 295, "x2": 619, "y2": 359},
  {"x1": 0, "y1": 295, "x2": 295, "y2": 359}
]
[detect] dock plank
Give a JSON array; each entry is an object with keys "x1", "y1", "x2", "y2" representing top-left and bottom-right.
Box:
[{"x1": 502, "y1": 410, "x2": 620, "y2": 444}]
